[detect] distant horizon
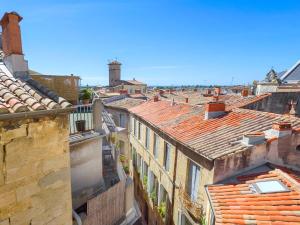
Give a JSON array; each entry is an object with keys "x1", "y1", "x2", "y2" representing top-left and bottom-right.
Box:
[{"x1": 1, "y1": 0, "x2": 300, "y2": 86}]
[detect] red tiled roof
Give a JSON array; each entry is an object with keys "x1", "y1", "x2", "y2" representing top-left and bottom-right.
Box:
[
  {"x1": 129, "y1": 99, "x2": 300, "y2": 160},
  {"x1": 207, "y1": 166, "x2": 300, "y2": 225},
  {"x1": 0, "y1": 63, "x2": 71, "y2": 114}
]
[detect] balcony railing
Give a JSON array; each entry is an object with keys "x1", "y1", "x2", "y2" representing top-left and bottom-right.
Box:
[
  {"x1": 179, "y1": 186, "x2": 203, "y2": 221},
  {"x1": 69, "y1": 104, "x2": 93, "y2": 134}
]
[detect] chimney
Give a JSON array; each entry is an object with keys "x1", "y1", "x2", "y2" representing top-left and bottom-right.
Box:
[
  {"x1": 153, "y1": 95, "x2": 159, "y2": 102},
  {"x1": 0, "y1": 12, "x2": 28, "y2": 79},
  {"x1": 270, "y1": 122, "x2": 292, "y2": 138},
  {"x1": 241, "y1": 88, "x2": 249, "y2": 97},
  {"x1": 207, "y1": 89, "x2": 212, "y2": 95},
  {"x1": 185, "y1": 97, "x2": 189, "y2": 103},
  {"x1": 204, "y1": 101, "x2": 226, "y2": 120},
  {"x1": 108, "y1": 60, "x2": 121, "y2": 87},
  {"x1": 242, "y1": 132, "x2": 265, "y2": 146}
]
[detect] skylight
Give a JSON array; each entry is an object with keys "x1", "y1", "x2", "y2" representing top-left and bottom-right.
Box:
[{"x1": 252, "y1": 180, "x2": 289, "y2": 194}]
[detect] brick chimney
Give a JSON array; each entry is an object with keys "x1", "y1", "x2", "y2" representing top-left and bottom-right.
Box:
[
  {"x1": 270, "y1": 122, "x2": 292, "y2": 138},
  {"x1": 153, "y1": 95, "x2": 159, "y2": 102},
  {"x1": 0, "y1": 12, "x2": 28, "y2": 79},
  {"x1": 185, "y1": 97, "x2": 189, "y2": 103},
  {"x1": 204, "y1": 101, "x2": 226, "y2": 120}
]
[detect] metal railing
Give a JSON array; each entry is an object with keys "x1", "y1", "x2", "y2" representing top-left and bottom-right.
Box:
[
  {"x1": 179, "y1": 186, "x2": 203, "y2": 221},
  {"x1": 69, "y1": 104, "x2": 94, "y2": 134}
]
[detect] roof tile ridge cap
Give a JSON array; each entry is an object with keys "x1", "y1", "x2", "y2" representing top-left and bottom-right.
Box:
[{"x1": 273, "y1": 168, "x2": 300, "y2": 192}]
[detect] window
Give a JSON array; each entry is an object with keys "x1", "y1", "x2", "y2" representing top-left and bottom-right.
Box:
[
  {"x1": 153, "y1": 134, "x2": 159, "y2": 159},
  {"x1": 138, "y1": 122, "x2": 141, "y2": 140},
  {"x1": 119, "y1": 113, "x2": 126, "y2": 128},
  {"x1": 252, "y1": 180, "x2": 289, "y2": 194},
  {"x1": 145, "y1": 127, "x2": 150, "y2": 149},
  {"x1": 133, "y1": 118, "x2": 137, "y2": 136},
  {"x1": 187, "y1": 160, "x2": 200, "y2": 202},
  {"x1": 164, "y1": 142, "x2": 171, "y2": 171}
]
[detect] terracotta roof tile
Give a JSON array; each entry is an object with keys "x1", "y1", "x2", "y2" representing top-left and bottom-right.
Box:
[
  {"x1": 0, "y1": 63, "x2": 71, "y2": 114},
  {"x1": 207, "y1": 166, "x2": 300, "y2": 225},
  {"x1": 129, "y1": 99, "x2": 300, "y2": 160}
]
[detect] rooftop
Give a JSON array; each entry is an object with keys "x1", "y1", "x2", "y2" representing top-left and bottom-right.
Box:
[
  {"x1": 105, "y1": 97, "x2": 145, "y2": 111},
  {"x1": 0, "y1": 62, "x2": 71, "y2": 115},
  {"x1": 206, "y1": 164, "x2": 300, "y2": 225},
  {"x1": 129, "y1": 99, "x2": 300, "y2": 160}
]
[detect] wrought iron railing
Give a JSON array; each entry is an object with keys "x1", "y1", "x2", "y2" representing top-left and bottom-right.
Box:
[
  {"x1": 179, "y1": 186, "x2": 203, "y2": 220},
  {"x1": 69, "y1": 104, "x2": 93, "y2": 134}
]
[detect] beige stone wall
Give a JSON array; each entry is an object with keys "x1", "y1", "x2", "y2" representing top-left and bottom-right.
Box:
[
  {"x1": 129, "y1": 118, "x2": 175, "y2": 201},
  {"x1": 173, "y1": 150, "x2": 214, "y2": 225},
  {"x1": 0, "y1": 115, "x2": 72, "y2": 225},
  {"x1": 70, "y1": 136, "x2": 104, "y2": 209},
  {"x1": 129, "y1": 116, "x2": 215, "y2": 225}
]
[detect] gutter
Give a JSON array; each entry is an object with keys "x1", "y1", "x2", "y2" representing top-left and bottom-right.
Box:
[
  {"x1": 204, "y1": 185, "x2": 215, "y2": 225},
  {"x1": 72, "y1": 209, "x2": 82, "y2": 225},
  {"x1": 0, "y1": 107, "x2": 75, "y2": 121}
]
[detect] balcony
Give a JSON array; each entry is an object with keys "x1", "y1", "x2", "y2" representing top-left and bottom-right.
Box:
[
  {"x1": 69, "y1": 104, "x2": 93, "y2": 134},
  {"x1": 179, "y1": 186, "x2": 203, "y2": 221}
]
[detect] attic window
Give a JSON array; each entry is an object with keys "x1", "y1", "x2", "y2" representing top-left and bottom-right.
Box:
[{"x1": 252, "y1": 180, "x2": 289, "y2": 194}]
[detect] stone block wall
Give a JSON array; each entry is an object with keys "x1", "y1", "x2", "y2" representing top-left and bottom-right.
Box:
[{"x1": 0, "y1": 114, "x2": 72, "y2": 225}]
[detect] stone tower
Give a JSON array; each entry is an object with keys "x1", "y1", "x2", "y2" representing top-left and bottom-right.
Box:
[{"x1": 108, "y1": 60, "x2": 121, "y2": 86}]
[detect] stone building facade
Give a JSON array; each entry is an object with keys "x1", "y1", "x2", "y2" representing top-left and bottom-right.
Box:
[
  {"x1": 0, "y1": 113, "x2": 73, "y2": 225},
  {"x1": 128, "y1": 98, "x2": 300, "y2": 225}
]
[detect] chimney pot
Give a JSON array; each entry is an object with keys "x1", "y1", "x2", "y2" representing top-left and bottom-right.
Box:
[{"x1": 0, "y1": 12, "x2": 23, "y2": 56}]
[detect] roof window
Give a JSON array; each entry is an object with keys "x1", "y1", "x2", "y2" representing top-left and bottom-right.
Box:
[{"x1": 252, "y1": 180, "x2": 289, "y2": 194}]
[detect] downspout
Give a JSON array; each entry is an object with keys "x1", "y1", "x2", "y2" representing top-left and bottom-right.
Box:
[
  {"x1": 72, "y1": 209, "x2": 82, "y2": 225},
  {"x1": 170, "y1": 146, "x2": 179, "y2": 225}
]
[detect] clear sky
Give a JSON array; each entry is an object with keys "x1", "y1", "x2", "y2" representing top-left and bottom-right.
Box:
[{"x1": 1, "y1": 0, "x2": 300, "y2": 86}]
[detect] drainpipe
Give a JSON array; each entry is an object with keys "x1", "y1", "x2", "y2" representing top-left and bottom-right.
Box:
[
  {"x1": 170, "y1": 146, "x2": 179, "y2": 225},
  {"x1": 72, "y1": 209, "x2": 82, "y2": 225}
]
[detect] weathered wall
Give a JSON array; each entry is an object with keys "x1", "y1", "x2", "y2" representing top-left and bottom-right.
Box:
[
  {"x1": 70, "y1": 136, "x2": 104, "y2": 209},
  {"x1": 0, "y1": 114, "x2": 72, "y2": 225},
  {"x1": 213, "y1": 132, "x2": 300, "y2": 183},
  {"x1": 245, "y1": 92, "x2": 300, "y2": 116},
  {"x1": 84, "y1": 179, "x2": 126, "y2": 225},
  {"x1": 30, "y1": 75, "x2": 80, "y2": 105},
  {"x1": 173, "y1": 150, "x2": 214, "y2": 225}
]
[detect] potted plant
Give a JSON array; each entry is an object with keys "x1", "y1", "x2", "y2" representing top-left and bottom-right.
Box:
[
  {"x1": 80, "y1": 88, "x2": 92, "y2": 104},
  {"x1": 158, "y1": 201, "x2": 166, "y2": 219},
  {"x1": 75, "y1": 120, "x2": 86, "y2": 132},
  {"x1": 143, "y1": 175, "x2": 148, "y2": 189}
]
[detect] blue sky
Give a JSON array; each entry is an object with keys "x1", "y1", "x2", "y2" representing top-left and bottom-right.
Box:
[{"x1": 1, "y1": 0, "x2": 300, "y2": 86}]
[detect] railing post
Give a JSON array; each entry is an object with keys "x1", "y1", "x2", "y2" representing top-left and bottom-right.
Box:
[{"x1": 92, "y1": 98, "x2": 103, "y2": 133}]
